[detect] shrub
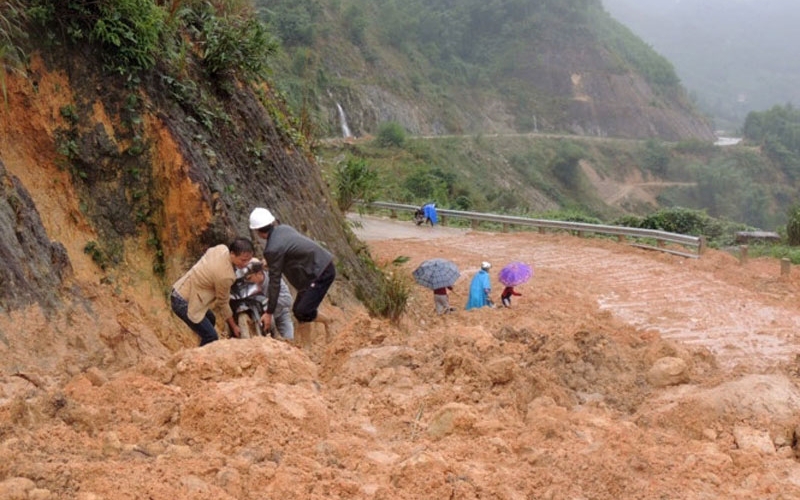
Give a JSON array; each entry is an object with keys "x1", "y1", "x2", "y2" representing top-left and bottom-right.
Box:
[
  {"x1": 376, "y1": 121, "x2": 406, "y2": 148},
  {"x1": 639, "y1": 207, "x2": 709, "y2": 235},
  {"x1": 549, "y1": 141, "x2": 585, "y2": 189},
  {"x1": 613, "y1": 214, "x2": 644, "y2": 228},
  {"x1": 343, "y1": 4, "x2": 367, "y2": 46},
  {"x1": 84, "y1": 241, "x2": 108, "y2": 269},
  {"x1": 29, "y1": 0, "x2": 166, "y2": 74},
  {"x1": 637, "y1": 206, "x2": 748, "y2": 246},
  {"x1": 185, "y1": 4, "x2": 277, "y2": 81},
  {"x1": 0, "y1": 1, "x2": 26, "y2": 63},
  {"x1": 362, "y1": 256, "x2": 411, "y2": 323},
  {"x1": 333, "y1": 157, "x2": 378, "y2": 212},
  {"x1": 639, "y1": 139, "x2": 670, "y2": 175},
  {"x1": 454, "y1": 194, "x2": 472, "y2": 210},
  {"x1": 541, "y1": 209, "x2": 603, "y2": 224},
  {"x1": 265, "y1": 0, "x2": 320, "y2": 46},
  {"x1": 0, "y1": 0, "x2": 27, "y2": 104},
  {"x1": 787, "y1": 205, "x2": 800, "y2": 246}
]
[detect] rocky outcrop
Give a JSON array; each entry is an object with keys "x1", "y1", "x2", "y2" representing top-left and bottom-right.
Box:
[{"x1": 0, "y1": 159, "x2": 70, "y2": 312}]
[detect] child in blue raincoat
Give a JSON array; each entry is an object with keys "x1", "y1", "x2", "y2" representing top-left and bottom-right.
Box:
[{"x1": 466, "y1": 262, "x2": 493, "y2": 309}]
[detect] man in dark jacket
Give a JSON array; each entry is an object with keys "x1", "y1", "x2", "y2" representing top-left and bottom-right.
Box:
[{"x1": 249, "y1": 207, "x2": 335, "y2": 348}]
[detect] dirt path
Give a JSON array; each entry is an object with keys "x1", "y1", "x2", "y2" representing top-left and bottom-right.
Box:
[{"x1": 349, "y1": 213, "x2": 800, "y2": 373}]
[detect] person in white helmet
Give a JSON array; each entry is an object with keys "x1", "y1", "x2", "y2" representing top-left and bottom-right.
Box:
[
  {"x1": 465, "y1": 261, "x2": 493, "y2": 310},
  {"x1": 248, "y1": 207, "x2": 335, "y2": 349}
]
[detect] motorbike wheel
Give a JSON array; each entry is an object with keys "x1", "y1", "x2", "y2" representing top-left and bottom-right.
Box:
[
  {"x1": 237, "y1": 313, "x2": 254, "y2": 339},
  {"x1": 250, "y1": 309, "x2": 266, "y2": 337}
]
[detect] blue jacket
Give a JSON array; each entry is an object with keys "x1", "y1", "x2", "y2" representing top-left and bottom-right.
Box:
[
  {"x1": 423, "y1": 204, "x2": 438, "y2": 225},
  {"x1": 465, "y1": 269, "x2": 491, "y2": 310}
]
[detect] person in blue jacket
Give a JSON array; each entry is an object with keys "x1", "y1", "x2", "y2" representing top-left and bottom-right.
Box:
[
  {"x1": 422, "y1": 203, "x2": 438, "y2": 225},
  {"x1": 466, "y1": 261, "x2": 493, "y2": 309}
]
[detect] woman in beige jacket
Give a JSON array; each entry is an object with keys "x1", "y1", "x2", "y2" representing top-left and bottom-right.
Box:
[{"x1": 171, "y1": 237, "x2": 255, "y2": 346}]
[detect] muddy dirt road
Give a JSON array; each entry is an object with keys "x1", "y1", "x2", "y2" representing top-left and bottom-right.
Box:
[{"x1": 350, "y1": 213, "x2": 800, "y2": 373}]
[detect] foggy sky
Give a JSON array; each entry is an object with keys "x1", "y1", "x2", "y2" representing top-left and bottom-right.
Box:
[{"x1": 602, "y1": 0, "x2": 800, "y2": 128}]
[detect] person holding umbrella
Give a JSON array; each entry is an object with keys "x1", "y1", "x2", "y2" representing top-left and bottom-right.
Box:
[
  {"x1": 433, "y1": 286, "x2": 455, "y2": 314},
  {"x1": 498, "y1": 261, "x2": 534, "y2": 308},
  {"x1": 500, "y1": 286, "x2": 522, "y2": 308},
  {"x1": 412, "y1": 258, "x2": 460, "y2": 314}
]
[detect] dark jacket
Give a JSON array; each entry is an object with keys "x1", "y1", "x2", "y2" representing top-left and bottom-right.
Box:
[{"x1": 263, "y1": 224, "x2": 333, "y2": 314}]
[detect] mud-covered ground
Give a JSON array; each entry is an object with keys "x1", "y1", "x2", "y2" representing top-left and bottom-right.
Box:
[{"x1": 2, "y1": 214, "x2": 800, "y2": 499}]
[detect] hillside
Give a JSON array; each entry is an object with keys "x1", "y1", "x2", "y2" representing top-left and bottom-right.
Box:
[
  {"x1": 3, "y1": 215, "x2": 800, "y2": 498},
  {"x1": 1, "y1": 2, "x2": 799, "y2": 498},
  {"x1": 0, "y1": 0, "x2": 390, "y2": 397},
  {"x1": 318, "y1": 132, "x2": 799, "y2": 232},
  {"x1": 262, "y1": 0, "x2": 715, "y2": 141}
]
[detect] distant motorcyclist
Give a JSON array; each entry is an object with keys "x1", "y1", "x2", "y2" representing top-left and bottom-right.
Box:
[{"x1": 417, "y1": 203, "x2": 438, "y2": 226}]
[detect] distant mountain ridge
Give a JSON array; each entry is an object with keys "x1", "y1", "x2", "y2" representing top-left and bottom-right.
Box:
[{"x1": 260, "y1": 0, "x2": 714, "y2": 141}]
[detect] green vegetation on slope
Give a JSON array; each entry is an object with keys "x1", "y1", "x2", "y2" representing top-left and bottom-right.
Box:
[
  {"x1": 743, "y1": 104, "x2": 800, "y2": 181},
  {"x1": 256, "y1": 0, "x2": 688, "y2": 137},
  {"x1": 318, "y1": 133, "x2": 796, "y2": 240}
]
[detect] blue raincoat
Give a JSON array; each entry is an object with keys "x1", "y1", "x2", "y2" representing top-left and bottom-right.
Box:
[
  {"x1": 465, "y1": 269, "x2": 491, "y2": 310},
  {"x1": 422, "y1": 203, "x2": 438, "y2": 225}
]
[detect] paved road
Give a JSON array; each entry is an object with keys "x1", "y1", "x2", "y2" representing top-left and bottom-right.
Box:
[{"x1": 347, "y1": 213, "x2": 467, "y2": 241}]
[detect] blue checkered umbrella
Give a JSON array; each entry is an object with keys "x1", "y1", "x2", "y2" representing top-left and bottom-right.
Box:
[{"x1": 412, "y1": 258, "x2": 460, "y2": 290}]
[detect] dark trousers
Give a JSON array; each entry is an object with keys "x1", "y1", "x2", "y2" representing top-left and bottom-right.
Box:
[
  {"x1": 170, "y1": 290, "x2": 219, "y2": 346},
  {"x1": 293, "y1": 262, "x2": 336, "y2": 323}
]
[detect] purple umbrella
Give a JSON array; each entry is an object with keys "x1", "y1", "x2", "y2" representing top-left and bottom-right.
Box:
[{"x1": 498, "y1": 262, "x2": 533, "y2": 287}]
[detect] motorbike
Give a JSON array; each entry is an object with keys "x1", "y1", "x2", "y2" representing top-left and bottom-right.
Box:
[
  {"x1": 413, "y1": 208, "x2": 426, "y2": 225},
  {"x1": 228, "y1": 277, "x2": 270, "y2": 339}
]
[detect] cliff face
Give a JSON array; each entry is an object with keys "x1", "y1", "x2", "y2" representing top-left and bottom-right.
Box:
[
  {"x1": 531, "y1": 47, "x2": 715, "y2": 141},
  {"x1": 0, "y1": 46, "x2": 381, "y2": 375}
]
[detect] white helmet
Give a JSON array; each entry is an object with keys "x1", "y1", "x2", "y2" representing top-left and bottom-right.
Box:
[
  {"x1": 481, "y1": 261, "x2": 491, "y2": 270},
  {"x1": 249, "y1": 207, "x2": 275, "y2": 229}
]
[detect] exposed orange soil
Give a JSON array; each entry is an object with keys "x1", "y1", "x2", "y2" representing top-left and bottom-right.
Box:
[{"x1": 4, "y1": 214, "x2": 800, "y2": 499}]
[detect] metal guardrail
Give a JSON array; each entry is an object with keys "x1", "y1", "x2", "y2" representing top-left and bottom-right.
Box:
[{"x1": 360, "y1": 201, "x2": 705, "y2": 258}]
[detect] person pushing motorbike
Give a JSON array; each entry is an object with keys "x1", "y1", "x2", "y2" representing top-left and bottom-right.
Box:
[{"x1": 227, "y1": 259, "x2": 295, "y2": 340}]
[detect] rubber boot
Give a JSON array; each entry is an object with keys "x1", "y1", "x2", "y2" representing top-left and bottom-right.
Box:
[
  {"x1": 295, "y1": 321, "x2": 312, "y2": 351},
  {"x1": 315, "y1": 311, "x2": 333, "y2": 339},
  {"x1": 315, "y1": 311, "x2": 333, "y2": 325}
]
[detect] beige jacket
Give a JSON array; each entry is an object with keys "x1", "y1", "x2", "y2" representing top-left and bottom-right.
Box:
[{"x1": 172, "y1": 244, "x2": 236, "y2": 323}]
